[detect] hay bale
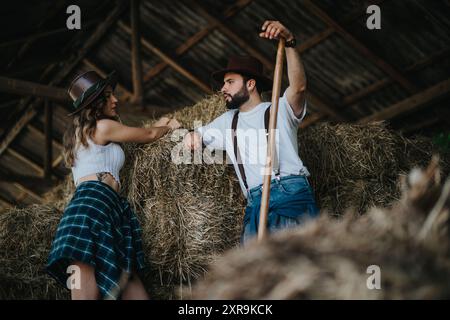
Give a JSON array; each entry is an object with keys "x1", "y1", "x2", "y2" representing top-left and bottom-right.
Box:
[
  {"x1": 42, "y1": 176, "x2": 75, "y2": 211},
  {"x1": 0, "y1": 204, "x2": 69, "y2": 300},
  {"x1": 298, "y1": 122, "x2": 449, "y2": 215},
  {"x1": 126, "y1": 137, "x2": 244, "y2": 298},
  {"x1": 191, "y1": 160, "x2": 450, "y2": 299}
]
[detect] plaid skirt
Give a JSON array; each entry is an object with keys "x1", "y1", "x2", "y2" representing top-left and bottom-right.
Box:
[{"x1": 46, "y1": 180, "x2": 146, "y2": 299}]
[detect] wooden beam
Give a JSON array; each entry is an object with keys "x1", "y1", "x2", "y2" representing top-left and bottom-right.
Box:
[
  {"x1": 6, "y1": 148, "x2": 44, "y2": 176},
  {"x1": 130, "y1": 0, "x2": 144, "y2": 106},
  {"x1": 297, "y1": 29, "x2": 334, "y2": 52},
  {"x1": 27, "y1": 124, "x2": 63, "y2": 150},
  {"x1": 143, "y1": 24, "x2": 217, "y2": 82},
  {"x1": 118, "y1": 21, "x2": 213, "y2": 94},
  {"x1": 358, "y1": 78, "x2": 450, "y2": 123},
  {"x1": 342, "y1": 47, "x2": 450, "y2": 107},
  {"x1": 0, "y1": 172, "x2": 55, "y2": 186},
  {"x1": 342, "y1": 78, "x2": 391, "y2": 106},
  {"x1": 142, "y1": 0, "x2": 252, "y2": 83},
  {"x1": 307, "y1": 95, "x2": 345, "y2": 122},
  {"x1": 52, "y1": 154, "x2": 64, "y2": 169},
  {"x1": 13, "y1": 183, "x2": 43, "y2": 203},
  {"x1": 0, "y1": 76, "x2": 70, "y2": 103},
  {"x1": 44, "y1": 100, "x2": 53, "y2": 180},
  {"x1": 0, "y1": 107, "x2": 37, "y2": 157},
  {"x1": 0, "y1": 2, "x2": 128, "y2": 159},
  {"x1": 303, "y1": 0, "x2": 417, "y2": 94}
]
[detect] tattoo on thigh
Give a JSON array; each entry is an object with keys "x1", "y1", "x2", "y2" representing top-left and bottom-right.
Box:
[{"x1": 96, "y1": 172, "x2": 109, "y2": 182}]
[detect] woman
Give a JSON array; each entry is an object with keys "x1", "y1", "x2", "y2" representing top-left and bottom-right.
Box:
[{"x1": 46, "y1": 70, "x2": 180, "y2": 300}]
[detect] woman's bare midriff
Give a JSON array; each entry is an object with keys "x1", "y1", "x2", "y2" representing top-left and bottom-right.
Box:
[{"x1": 78, "y1": 172, "x2": 120, "y2": 193}]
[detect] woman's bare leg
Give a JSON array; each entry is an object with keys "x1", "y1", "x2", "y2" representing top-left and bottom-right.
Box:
[
  {"x1": 121, "y1": 273, "x2": 150, "y2": 300},
  {"x1": 70, "y1": 261, "x2": 100, "y2": 300}
]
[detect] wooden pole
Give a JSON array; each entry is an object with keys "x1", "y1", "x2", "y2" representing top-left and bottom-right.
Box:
[
  {"x1": 257, "y1": 38, "x2": 285, "y2": 242},
  {"x1": 44, "y1": 99, "x2": 53, "y2": 180},
  {"x1": 131, "y1": 0, "x2": 144, "y2": 108}
]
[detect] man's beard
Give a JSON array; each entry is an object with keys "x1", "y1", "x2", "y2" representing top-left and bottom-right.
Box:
[{"x1": 225, "y1": 85, "x2": 250, "y2": 109}]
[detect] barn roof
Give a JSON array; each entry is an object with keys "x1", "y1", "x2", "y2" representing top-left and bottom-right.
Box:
[{"x1": 0, "y1": 0, "x2": 449, "y2": 209}]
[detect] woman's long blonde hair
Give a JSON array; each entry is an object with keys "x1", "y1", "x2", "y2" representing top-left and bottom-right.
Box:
[{"x1": 63, "y1": 91, "x2": 117, "y2": 168}]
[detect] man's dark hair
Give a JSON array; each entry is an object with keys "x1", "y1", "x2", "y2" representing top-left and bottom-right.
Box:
[{"x1": 242, "y1": 74, "x2": 262, "y2": 95}]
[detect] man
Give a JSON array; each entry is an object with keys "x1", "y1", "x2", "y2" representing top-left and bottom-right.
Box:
[{"x1": 184, "y1": 20, "x2": 319, "y2": 243}]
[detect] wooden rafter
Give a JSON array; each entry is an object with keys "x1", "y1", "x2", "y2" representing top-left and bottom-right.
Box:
[
  {"x1": 0, "y1": 172, "x2": 56, "y2": 186},
  {"x1": 0, "y1": 106, "x2": 37, "y2": 157},
  {"x1": 5, "y1": 147, "x2": 63, "y2": 179},
  {"x1": 303, "y1": 0, "x2": 417, "y2": 94},
  {"x1": 343, "y1": 47, "x2": 450, "y2": 107},
  {"x1": 358, "y1": 78, "x2": 450, "y2": 123},
  {"x1": 141, "y1": 0, "x2": 253, "y2": 83},
  {"x1": 27, "y1": 125, "x2": 63, "y2": 150},
  {"x1": 118, "y1": 21, "x2": 213, "y2": 94},
  {"x1": 0, "y1": 76, "x2": 70, "y2": 103},
  {"x1": 12, "y1": 183, "x2": 43, "y2": 203}
]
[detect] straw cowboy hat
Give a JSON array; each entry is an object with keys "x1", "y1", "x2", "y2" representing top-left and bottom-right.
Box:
[{"x1": 67, "y1": 70, "x2": 117, "y2": 116}]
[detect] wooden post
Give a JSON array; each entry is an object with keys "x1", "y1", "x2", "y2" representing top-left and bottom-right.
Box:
[
  {"x1": 131, "y1": 0, "x2": 144, "y2": 108},
  {"x1": 44, "y1": 99, "x2": 53, "y2": 180},
  {"x1": 257, "y1": 38, "x2": 285, "y2": 242}
]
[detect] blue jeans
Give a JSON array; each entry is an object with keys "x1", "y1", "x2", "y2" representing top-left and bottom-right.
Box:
[{"x1": 241, "y1": 175, "x2": 319, "y2": 244}]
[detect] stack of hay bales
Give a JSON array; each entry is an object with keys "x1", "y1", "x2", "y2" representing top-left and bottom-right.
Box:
[
  {"x1": 0, "y1": 94, "x2": 448, "y2": 299},
  {"x1": 192, "y1": 159, "x2": 450, "y2": 299},
  {"x1": 125, "y1": 95, "x2": 245, "y2": 298},
  {"x1": 0, "y1": 205, "x2": 69, "y2": 299},
  {"x1": 298, "y1": 122, "x2": 445, "y2": 215}
]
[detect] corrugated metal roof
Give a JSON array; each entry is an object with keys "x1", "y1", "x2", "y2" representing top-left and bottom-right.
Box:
[{"x1": 0, "y1": 0, "x2": 449, "y2": 209}]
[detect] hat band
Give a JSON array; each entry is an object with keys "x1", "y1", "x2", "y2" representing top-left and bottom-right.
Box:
[{"x1": 72, "y1": 79, "x2": 107, "y2": 110}]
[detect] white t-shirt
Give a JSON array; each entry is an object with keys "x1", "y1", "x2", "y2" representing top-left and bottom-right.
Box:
[{"x1": 196, "y1": 91, "x2": 309, "y2": 196}]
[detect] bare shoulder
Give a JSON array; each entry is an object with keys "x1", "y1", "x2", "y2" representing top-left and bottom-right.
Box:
[
  {"x1": 96, "y1": 118, "x2": 120, "y2": 132},
  {"x1": 94, "y1": 119, "x2": 121, "y2": 144}
]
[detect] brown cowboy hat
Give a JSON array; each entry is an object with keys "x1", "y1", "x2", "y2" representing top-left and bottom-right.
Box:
[
  {"x1": 67, "y1": 70, "x2": 118, "y2": 116},
  {"x1": 211, "y1": 55, "x2": 272, "y2": 92}
]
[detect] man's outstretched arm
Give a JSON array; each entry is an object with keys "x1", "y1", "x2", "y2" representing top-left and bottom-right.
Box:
[{"x1": 260, "y1": 20, "x2": 306, "y2": 118}]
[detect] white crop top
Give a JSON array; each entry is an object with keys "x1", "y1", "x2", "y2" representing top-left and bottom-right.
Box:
[{"x1": 72, "y1": 139, "x2": 125, "y2": 187}]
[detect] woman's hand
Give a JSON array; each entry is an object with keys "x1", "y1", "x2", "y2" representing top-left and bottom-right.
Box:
[
  {"x1": 167, "y1": 118, "x2": 181, "y2": 130},
  {"x1": 153, "y1": 116, "x2": 171, "y2": 127}
]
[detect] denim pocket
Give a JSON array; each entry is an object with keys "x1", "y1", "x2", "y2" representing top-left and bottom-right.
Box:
[{"x1": 279, "y1": 179, "x2": 309, "y2": 195}]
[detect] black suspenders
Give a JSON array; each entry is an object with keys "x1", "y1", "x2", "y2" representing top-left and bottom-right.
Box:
[{"x1": 231, "y1": 105, "x2": 274, "y2": 190}]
